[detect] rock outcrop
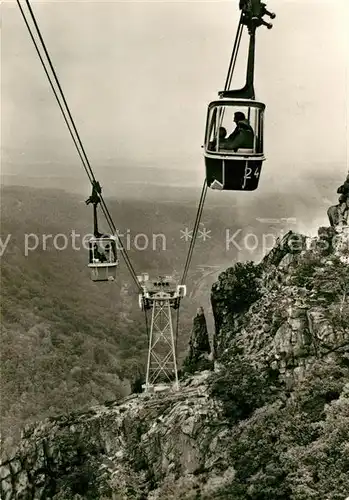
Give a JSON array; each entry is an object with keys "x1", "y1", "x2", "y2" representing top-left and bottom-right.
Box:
[
  {"x1": 327, "y1": 171, "x2": 349, "y2": 226},
  {"x1": 1, "y1": 227, "x2": 348, "y2": 499},
  {"x1": 183, "y1": 307, "x2": 212, "y2": 373},
  {"x1": 212, "y1": 227, "x2": 349, "y2": 388},
  {"x1": 0, "y1": 374, "x2": 233, "y2": 500}
]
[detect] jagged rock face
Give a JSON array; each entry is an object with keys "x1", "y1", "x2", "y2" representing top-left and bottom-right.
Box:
[
  {"x1": 2, "y1": 228, "x2": 349, "y2": 499},
  {"x1": 211, "y1": 227, "x2": 349, "y2": 387},
  {"x1": 0, "y1": 374, "x2": 232, "y2": 500},
  {"x1": 183, "y1": 307, "x2": 212, "y2": 373},
  {"x1": 327, "y1": 172, "x2": 349, "y2": 226}
]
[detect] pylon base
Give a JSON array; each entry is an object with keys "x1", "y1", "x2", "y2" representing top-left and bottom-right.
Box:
[{"x1": 142, "y1": 382, "x2": 180, "y2": 393}]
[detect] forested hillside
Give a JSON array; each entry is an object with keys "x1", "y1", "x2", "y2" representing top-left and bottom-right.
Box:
[
  {"x1": 0, "y1": 184, "x2": 237, "y2": 451},
  {"x1": 0, "y1": 175, "x2": 343, "y2": 455},
  {"x1": 1, "y1": 188, "x2": 145, "y2": 451}
]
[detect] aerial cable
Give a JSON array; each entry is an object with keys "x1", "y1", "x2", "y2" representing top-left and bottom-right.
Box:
[
  {"x1": 180, "y1": 179, "x2": 208, "y2": 286},
  {"x1": 17, "y1": 0, "x2": 142, "y2": 293},
  {"x1": 224, "y1": 13, "x2": 244, "y2": 92},
  {"x1": 16, "y1": 0, "x2": 94, "y2": 185},
  {"x1": 185, "y1": 181, "x2": 207, "y2": 279},
  {"x1": 18, "y1": 0, "x2": 209, "y2": 365},
  {"x1": 144, "y1": 308, "x2": 150, "y2": 341},
  {"x1": 21, "y1": 0, "x2": 96, "y2": 183},
  {"x1": 20, "y1": 0, "x2": 141, "y2": 290},
  {"x1": 175, "y1": 179, "x2": 207, "y2": 349},
  {"x1": 181, "y1": 12, "x2": 244, "y2": 287},
  {"x1": 174, "y1": 306, "x2": 180, "y2": 361},
  {"x1": 180, "y1": 180, "x2": 207, "y2": 286}
]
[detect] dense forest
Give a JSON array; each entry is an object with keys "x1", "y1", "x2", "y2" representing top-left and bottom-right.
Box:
[{"x1": 1, "y1": 184, "x2": 238, "y2": 451}]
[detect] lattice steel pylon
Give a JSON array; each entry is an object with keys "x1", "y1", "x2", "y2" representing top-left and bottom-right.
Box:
[
  {"x1": 146, "y1": 299, "x2": 178, "y2": 390},
  {"x1": 137, "y1": 274, "x2": 186, "y2": 393}
]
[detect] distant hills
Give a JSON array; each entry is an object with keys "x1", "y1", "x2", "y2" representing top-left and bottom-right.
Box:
[{"x1": 2, "y1": 158, "x2": 344, "y2": 203}]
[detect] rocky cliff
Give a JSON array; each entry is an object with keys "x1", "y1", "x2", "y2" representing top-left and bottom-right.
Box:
[
  {"x1": 1, "y1": 227, "x2": 349, "y2": 500},
  {"x1": 212, "y1": 227, "x2": 349, "y2": 388}
]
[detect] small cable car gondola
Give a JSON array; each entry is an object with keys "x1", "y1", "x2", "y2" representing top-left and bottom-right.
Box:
[
  {"x1": 86, "y1": 181, "x2": 119, "y2": 282},
  {"x1": 88, "y1": 235, "x2": 118, "y2": 282},
  {"x1": 204, "y1": 0, "x2": 275, "y2": 191}
]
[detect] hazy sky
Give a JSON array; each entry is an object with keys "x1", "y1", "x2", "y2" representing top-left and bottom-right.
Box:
[{"x1": 2, "y1": 0, "x2": 349, "y2": 178}]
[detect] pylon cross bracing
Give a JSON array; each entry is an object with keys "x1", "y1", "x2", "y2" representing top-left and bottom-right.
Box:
[{"x1": 145, "y1": 299, "x2": 179, "y2": 391}]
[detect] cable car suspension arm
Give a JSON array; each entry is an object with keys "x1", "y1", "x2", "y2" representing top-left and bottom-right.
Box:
[
  {"x1": 85, "y1": 181, "x2": 104, "y2": 238},
  {"x1": 220, "y1": 1, "x2": 275, "y2": 99}
]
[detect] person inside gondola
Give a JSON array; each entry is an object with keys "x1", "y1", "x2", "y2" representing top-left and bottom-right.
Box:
[
  {"x1": 218, "y1": 126, "x2": 228, "y2": 148},
  {"x1": 208, "y1": 126, "x2": 228, "y2": 151},
  {"x1": 92, "y1": 244, "x2": 102, "y2": 263},
  {"x1": 104, "y1": 243, "x2": 114, "y2": 263},
  {"x1": 93, "y1": 243, "x2": 107, "y2": 263},
  {"x1": 99, "y1": 251, "x2": 107, "y2": 263},
  {"x1": 224, "y1": 111, "x2": 255, "y2": 152}
]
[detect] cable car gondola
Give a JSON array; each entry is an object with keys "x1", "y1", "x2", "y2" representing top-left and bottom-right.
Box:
[
  {"x1": 204, "y1": 0, "x2": 275, "y2": 191},
  {"x1": 205, "y1": 99, "x2": 265, "y2": 191},
  {"x1": 88, "y1": 235, "x2": 118, "y2": 282}
]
